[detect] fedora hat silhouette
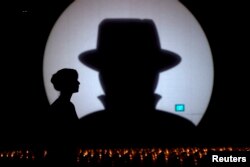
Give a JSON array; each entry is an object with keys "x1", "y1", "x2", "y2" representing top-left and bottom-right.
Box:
[{"x1": 79, "y1": 19, "x2": 181, "y2": 72}]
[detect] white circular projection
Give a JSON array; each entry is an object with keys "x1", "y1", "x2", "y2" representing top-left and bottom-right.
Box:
[{"x1": 43, "y1": 0, "x2": 214, "y2": 126}]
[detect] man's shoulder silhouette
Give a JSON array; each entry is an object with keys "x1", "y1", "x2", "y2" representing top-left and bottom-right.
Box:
[
  {"x1": 151, "y1": 109, "x2": 195, "y2": 128},
  {"x1": 80, "y1": 109, "x2": 194, "y2": 129},
  {"x1": 79, "y1": 108, "x2": 195, "y2": 146}
]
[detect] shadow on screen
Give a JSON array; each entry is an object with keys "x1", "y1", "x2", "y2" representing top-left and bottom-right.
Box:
[{"x1": 78, "y1": 19, "x2": 196, "y2": 147}]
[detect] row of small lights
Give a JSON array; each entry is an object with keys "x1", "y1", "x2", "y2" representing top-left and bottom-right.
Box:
[
  {"x1": 0, "y1": 147, "x2": 249, "y2": 161},
  {"x1": 79, "y1": 147, "x2": 206, "y2": 159},
  {"x1": 0, "y1": 150, "x2": 35, "y2": 160},
  {"x1": 0, "y1": 149, "x2": 48, "y2": 160},
  {"x1": 78, "y1": 147, "x2": 204, "y2": 166}
]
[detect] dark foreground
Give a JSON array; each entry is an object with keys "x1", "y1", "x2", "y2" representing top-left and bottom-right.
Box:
[{"x1": 0, "y1": 146, "x2": 249, "y2": 167}]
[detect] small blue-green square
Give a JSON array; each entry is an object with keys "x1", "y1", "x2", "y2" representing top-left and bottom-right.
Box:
[{"x1": 175, "y1": 104, "x2": 185, "y2": 112}]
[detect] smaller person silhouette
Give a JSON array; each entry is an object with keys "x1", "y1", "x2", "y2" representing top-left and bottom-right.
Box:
[{"x1": 47, "y1": 68, "x2": 80, "y2": 167}]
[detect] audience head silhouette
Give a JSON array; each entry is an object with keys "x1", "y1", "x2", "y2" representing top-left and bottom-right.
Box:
[
  {"x1": 51, "y1": 68, "x2": 80, "y2": 94},
  {"x1": 79, "y1": 19, "x2": 181, "y2": 111}
]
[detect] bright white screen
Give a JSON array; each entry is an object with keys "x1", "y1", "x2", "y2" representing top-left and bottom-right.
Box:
[{"x1": 43, "y1": 0, "x2": 214, "y2": 126}]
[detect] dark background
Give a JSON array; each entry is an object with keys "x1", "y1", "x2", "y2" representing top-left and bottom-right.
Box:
[{"x1": 1, "y1": 0, "x2": 249, "y2": 147}]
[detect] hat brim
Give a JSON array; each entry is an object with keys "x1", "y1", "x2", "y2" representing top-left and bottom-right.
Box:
[{"x1": 79, "y1": 49, "x2": 181, "y2": 72}]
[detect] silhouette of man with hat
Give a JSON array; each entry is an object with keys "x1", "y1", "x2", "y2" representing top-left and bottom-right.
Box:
[{"x1": 79, "y1": 19, "x2": 195, "y2": 147}]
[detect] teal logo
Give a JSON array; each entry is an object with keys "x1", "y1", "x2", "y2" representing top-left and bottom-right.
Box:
[{"x1": 175, "y1": 104, "x2": 185, "y2": 112}]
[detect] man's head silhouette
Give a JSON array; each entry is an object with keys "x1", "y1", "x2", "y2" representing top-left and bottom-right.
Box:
[
  {"x1": 79, "y1": 19, "x2": 181, "y2": 71},
  {"x1": 78, "y1": 19, "x2": 196, "y2": 146},
  {"x1": 79, "y1": 19, "x2": 181, "y2": 110}
]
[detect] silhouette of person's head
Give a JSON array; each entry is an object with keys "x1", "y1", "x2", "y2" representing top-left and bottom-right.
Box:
[
  {"x1": 51, "y1": 68, "x2": 80, "y2": 95},
  {"x1": 77, "y1": 19, "x2": 196, "y2": 147},
  {"x1": 48, "y1": 68, "x2": 80, "y2": 167},
  {"x1": 79, "y1": 19, "x2": 181, "y2": 110}
]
